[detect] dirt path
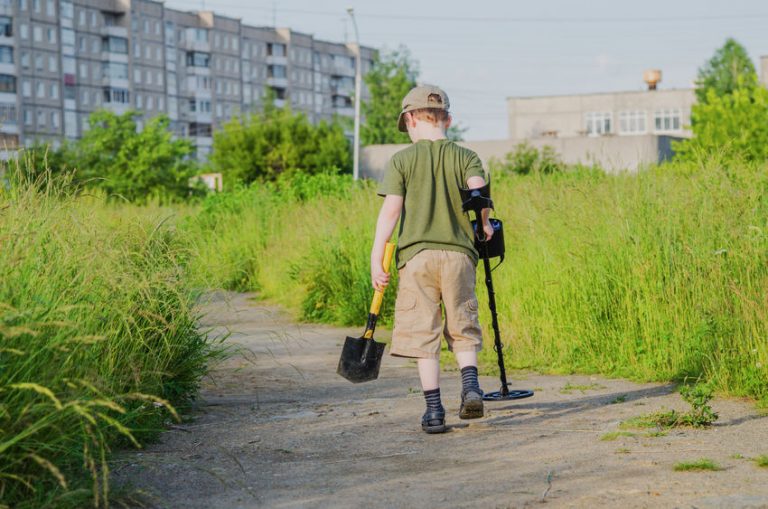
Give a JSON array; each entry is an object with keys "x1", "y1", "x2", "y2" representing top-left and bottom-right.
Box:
[{"x1": 113, "y1": 293, "x2": 768, "y2": 509}]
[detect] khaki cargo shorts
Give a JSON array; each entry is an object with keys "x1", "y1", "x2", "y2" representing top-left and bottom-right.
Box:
[{"x1": 390, "y1": 249, "x2": 483, "y2": 359}]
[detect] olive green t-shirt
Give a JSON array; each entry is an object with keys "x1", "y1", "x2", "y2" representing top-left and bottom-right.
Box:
[{"x1": 377, "y1": 139, "x2": 486, "y2": 268}]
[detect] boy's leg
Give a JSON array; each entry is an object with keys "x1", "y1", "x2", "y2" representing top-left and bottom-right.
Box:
[
  {"x1": 389, "y1": 251, "x2": 447, "y2": 433},
  {"x1": 441, "y1": 251, "x2": 484, "y2": 419}
]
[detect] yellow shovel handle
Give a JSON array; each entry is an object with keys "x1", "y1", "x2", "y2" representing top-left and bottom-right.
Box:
[{"x1": 369, "y1": 242, "x2": 395, "y2": 316}]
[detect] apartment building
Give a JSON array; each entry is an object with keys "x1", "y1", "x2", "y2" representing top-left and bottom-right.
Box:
[{"x1": 0, "y1": 0, "x2": 375, "y2": 158}]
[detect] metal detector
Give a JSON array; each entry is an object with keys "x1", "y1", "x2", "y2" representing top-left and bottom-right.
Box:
[{"x1": 460, "y1": 184, "x2": 534, "y2": 402}]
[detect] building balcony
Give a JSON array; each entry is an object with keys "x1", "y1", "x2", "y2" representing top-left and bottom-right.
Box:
[
  {"x1": 185, "y1": 66, "x2": 211, "y2": 76},
  {"x1": 0, "y1": 35, "x2": 12, "y2": 47},
  {"x1": 102, "y1": 77, "x2": 130, "y2": 88},
  {"x1": 333, "y1": 106, "x2": 354, "y2": 117},
  {"x1": 266, "y1": 55, "x2": 287, "y2": 66},
  {"x1": 103, "y1": 102, "x2": 130, "y2": 115},
  {"x1": 0, "y1": 122, "x2": 19, "y2": 134},
  {"x1": 179, "y1": 39, "x2": 211, "y2": 52},
  {"x1": 333, "y1": 62, "x2": 355, "y2": 77},
  {"x1": 0, "y1": 91, "x2": 16, "y2": 103},
  {"x1": 101, "y1": 25, "x2": 128, "y2": 38},
  {"x1": 267, "y1": 77, "x2": 288, "y2": 88},
  {"x1": 101, "y1": 52, "x2": 129, "y2": 64},
  {"x1": 193, "y1": 136, "x2": 213, "y2": 146}
]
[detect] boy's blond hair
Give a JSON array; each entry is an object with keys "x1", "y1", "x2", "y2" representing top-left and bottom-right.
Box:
[{"x1": 409, "y1": 103, "x2": 450, "y2": 127}]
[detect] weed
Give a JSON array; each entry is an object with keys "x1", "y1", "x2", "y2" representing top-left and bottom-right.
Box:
[
  {"x1": 560, "y1": 382, "x2": 606, "y2": 394},
  {"x1": 673, "y1": 459, "x2": 722, "y2": 472},
  {"x1": 600, "y1": 431, "x2": 636, "y2": 441},
  {"x1": 609, "y1": 395, "x2": 628, "y2": 404},
  {"x1": 616, "y1": 448, "x2": 631, "y2": 454},
  {"x1": 678, "y1": 382, "x2": 718, "y2": 427},
  {"x1": 754, "y1": 455, "x2": 768, "y2": 467},
  {"x1": 645, "y1": 430, "x2": 668, "y2": 438}
]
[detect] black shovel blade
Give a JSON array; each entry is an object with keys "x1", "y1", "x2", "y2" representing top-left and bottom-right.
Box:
[{"x1": 337, "y1": 336, "x2": 386, "y2": 383}]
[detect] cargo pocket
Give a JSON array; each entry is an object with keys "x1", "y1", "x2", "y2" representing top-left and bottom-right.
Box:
[{"x1": 459, "y1": 297, "x2": 479, "y2": 326}]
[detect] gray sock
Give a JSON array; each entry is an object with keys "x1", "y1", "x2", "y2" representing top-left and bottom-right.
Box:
[{"x1": 461, "y1": 366, "x2": 481, "y2": 394}]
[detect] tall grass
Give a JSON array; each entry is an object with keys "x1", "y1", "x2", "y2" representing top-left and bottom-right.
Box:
[
  {"x1": 189, "y1": 162, "x2": 768, "y2": 403},
  {"x1": 0, "y1": 173, "x2": 216, "y2": 508}
]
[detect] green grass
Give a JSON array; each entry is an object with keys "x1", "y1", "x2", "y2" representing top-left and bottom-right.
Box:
[
  {"x1": 673, "y1": 458, "x2": 723, "y2": 472},
  {"x1": 559, "y1": 382, "x2": 606, "y2": 394},
  {"x1": 754, "y1": 455, "x2": 768, "y2": 467},
  {"x1": 185, "y1": 162, "x2": 768, "y2": 407},
  {"x1": 0, "y1": 172, "x2": 221, "y2": 507},
  {"x1": 600, "y1": 431, "x2": 636, "y2": 441}
]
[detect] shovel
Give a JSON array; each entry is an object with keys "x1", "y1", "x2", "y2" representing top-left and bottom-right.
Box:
[{"x1": 337, "y1": 242, "x2": 396, "y2": 383}]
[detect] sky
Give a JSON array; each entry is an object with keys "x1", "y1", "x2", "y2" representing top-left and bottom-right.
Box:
[{"x1": 164, "y1": 0, "x2": 768, "y2": 140}]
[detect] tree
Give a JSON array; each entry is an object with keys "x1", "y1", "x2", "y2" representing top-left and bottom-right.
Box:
[
  {"x1": 209, "y1": 97, "x2": 351, "y2": 185},
  {"x1": 361, "y1": 48, "x2": 468, "y2": 144},
  {"x1": 74, "y1": 110, "x2": 197, "y2": 202},
  {"x1": 673, "y1": 84, "x2": 768, "y2": 163},
  {"x1": 361, "y1": 49, "x2": 418, "y2": 145},
  {"x1": 695, "y1": 38, "x2": 757, "y2": 103}
]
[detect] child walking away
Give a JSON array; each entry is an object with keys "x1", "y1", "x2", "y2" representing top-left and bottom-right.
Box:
[{"x1": 371, "y1": 85, "x2": 493, "y2": 434}]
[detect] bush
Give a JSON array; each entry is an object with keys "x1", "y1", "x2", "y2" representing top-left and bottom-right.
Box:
[{"x1": 489, "y1": 141, "x2": 565, "y2": 176}]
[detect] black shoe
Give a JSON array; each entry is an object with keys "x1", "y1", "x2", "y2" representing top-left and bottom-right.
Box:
[
  {"x1": 421, "y1": 408, "x2": 447, "y2": 434},
  {"x1": 459, "y1": 388, "x2": 484, "y2": 419}
]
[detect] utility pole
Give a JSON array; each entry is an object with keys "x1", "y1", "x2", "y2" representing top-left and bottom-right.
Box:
[{"x1": 346, "y1": 8, "x2": 361, "y2": 181}]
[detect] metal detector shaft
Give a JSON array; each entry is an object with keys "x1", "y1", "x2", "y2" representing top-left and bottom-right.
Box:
[{"x1": 475, "y1": 215, "x2": 510, "y2": 397}]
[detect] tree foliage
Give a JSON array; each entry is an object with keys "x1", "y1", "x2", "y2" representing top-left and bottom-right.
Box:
[
  {"x1": 361, "y1": 48, "x2": 467, "y2": 144},
  {"x1": 71, "y1": 110, "x2": 198, "y2": 201},
  {"x1": 695, "y1": 38, "x2": 757, "y2": 103},
  {"x1": 209, "y1": 99, "x2": 351, "y2": 186},
  {"x1": 489, "y1": 142, "x2": 565, "y2": 176},
  {"x1": 674, "y1": 84, "x2": 768, "y2": 163},
  {"x1": 675, "y1": 40, "x2": 768, "y2": 163},
  {"x1": 12, "y1": 110, "x2": 197, "y2": 202},
  {"x1": 361, "y1": 48, "x2": 418, "y2": 145}
]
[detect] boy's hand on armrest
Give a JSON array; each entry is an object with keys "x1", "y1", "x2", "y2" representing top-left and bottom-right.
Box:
[{"x1": 466, "y1": 176, "x2": 494, "y2": 241}]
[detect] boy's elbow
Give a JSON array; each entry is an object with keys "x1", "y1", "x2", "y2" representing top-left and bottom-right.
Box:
[{"x1": 467, "y1": 176, "x2": 486, "y2": 189}]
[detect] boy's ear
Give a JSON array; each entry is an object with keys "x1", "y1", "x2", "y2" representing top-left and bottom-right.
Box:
[
  {"x1": 444, "y1": 114, "x2": 452, "y2": 129},
  {"x1": 405, "y1": 111, "x2": 417, "y2": 131}
]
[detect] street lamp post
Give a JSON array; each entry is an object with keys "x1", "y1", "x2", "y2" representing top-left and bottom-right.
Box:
[{"x1": 347, "y1": 8, "x2": 361, "y2": 181}]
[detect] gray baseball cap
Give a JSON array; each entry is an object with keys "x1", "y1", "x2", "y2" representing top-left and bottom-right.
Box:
[{"x1": 397, "y1": 85, "x2": 450, "y2": 132}]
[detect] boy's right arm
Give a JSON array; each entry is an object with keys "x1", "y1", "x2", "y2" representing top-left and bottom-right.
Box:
[{"x1": 371, "y1": 194, "x2": 403, "y2": 291}]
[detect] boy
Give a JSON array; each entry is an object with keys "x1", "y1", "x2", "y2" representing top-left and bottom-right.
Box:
[{"x1": 371, "y1": 84, "x2": 493, "y2": 434}]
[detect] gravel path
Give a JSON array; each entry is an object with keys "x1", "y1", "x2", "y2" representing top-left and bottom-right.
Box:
[{"x1": 113, "y1": 292, "x2": 768, "y2": 508}]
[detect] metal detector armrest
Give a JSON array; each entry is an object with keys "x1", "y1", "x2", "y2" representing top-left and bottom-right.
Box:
[{"x1": 460, "y1": 183, "x2": 493, "y2": 214}]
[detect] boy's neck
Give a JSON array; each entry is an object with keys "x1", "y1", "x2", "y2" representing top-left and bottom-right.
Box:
[{"x1": 409, "y1": 124, "x2": 448, "y2": 143}]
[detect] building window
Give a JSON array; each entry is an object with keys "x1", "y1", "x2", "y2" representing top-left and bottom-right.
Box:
[
  {"x1": 0, "y1": 16, "x2": 11, "y2": 37},
  {"x1": 60, "y1": 1, "x2": 73, "y2": 18},
  {"x1": 585, "y1": 111, "x2": 612, "y2": 136},
  {"x1": 136, "y1": 93, "x2": 142, "y2": 108},
  {"x1": 46, "y1": 0, "x2": 54, "y2": 16},
  {"x1": 619, "y1": 110, "x2": 647, "y2": 135},
  {"x1": 34, "y1": 54, "x2": 43, "y2": 71},
  {"x1": 50, "y1": 82, "x2": 58, "y2": 99},
  {"x1": 37, "y1": 110, "x2": 45, "y2": 128},
  {"x1": 23, "y1": 108, "x2": 31, "y2": 125},
  {"x1": 0, "y1": 45, "x2": 12, "y2": 64},
  {"x1": 81, "y1": 89, "x2": 89, "y2": 105},
  {"x1": 0, "y1": 102, "x2": 16, "y2": 124},
  {"x1": 48, "y1": 55, "x2": 57, "y2": 73},
  {"x1": 102, "y1": 62, "x2": 128, "y2": 80},
  {"x1": 0, "y1": 74, "x2": 15, "y2": 93},
  {"x1": 103, "y1": 87, "x2": 129, "y2": 104},
  {"x1": 47, "y1": 27, "x2": 56, "y2": 44},
  {"x1": 268, "y1": 65, "x2": 286, "y2": 79},
  {"x1": 267, "y1": 43, "x2": 286, "y2": 57},
  {"x1": 18, "y1": 0, "x2": 27, "y2": 11},
  {"x1": 20, "y1": 51, "x2": 29, "y2": 69},
  {"x1": 270, "y1": 86, "x2": 286, "y2": 100},
  {"x1": 653, "y1": 109, "x2": 682, "y2": 132},
  {"x1": 0, "y1": 133, "x2": 19, "y2": 148},
  {"x1": 19, "y1": 23, "x2": 28, "y2": 39},
  {"x1": 186, "y1": 51, "x2": 210, "y2": 68},
  {"x1": 21, "y1": 79, "x2": 30, "y2": 96},
  {"x1": 62, "y1": 28, "x2": 75, "y2": 46},
  {"x1": 102, "y1": 36, "x2": 128, "y2": 54},
  {"x1": 189, "y1": 122, "x2": 212, "y2": 137},
  {"x1": 33, "y1": 26, "x2": 42, "y2": 42},
  {"x1": 36, "y1": 81, "x2": 44, "y2": 98},
  {"x1": 51, "y1": 110, "x2": 59, "y2": 128},
  {"x1": 134, "y1": 68, "x2": 141, "y2": 84}
]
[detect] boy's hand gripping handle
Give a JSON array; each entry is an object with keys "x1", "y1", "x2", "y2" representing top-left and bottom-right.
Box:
[{"x1": 363, "y1": 242, "x2": 395, "y2": 339}]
